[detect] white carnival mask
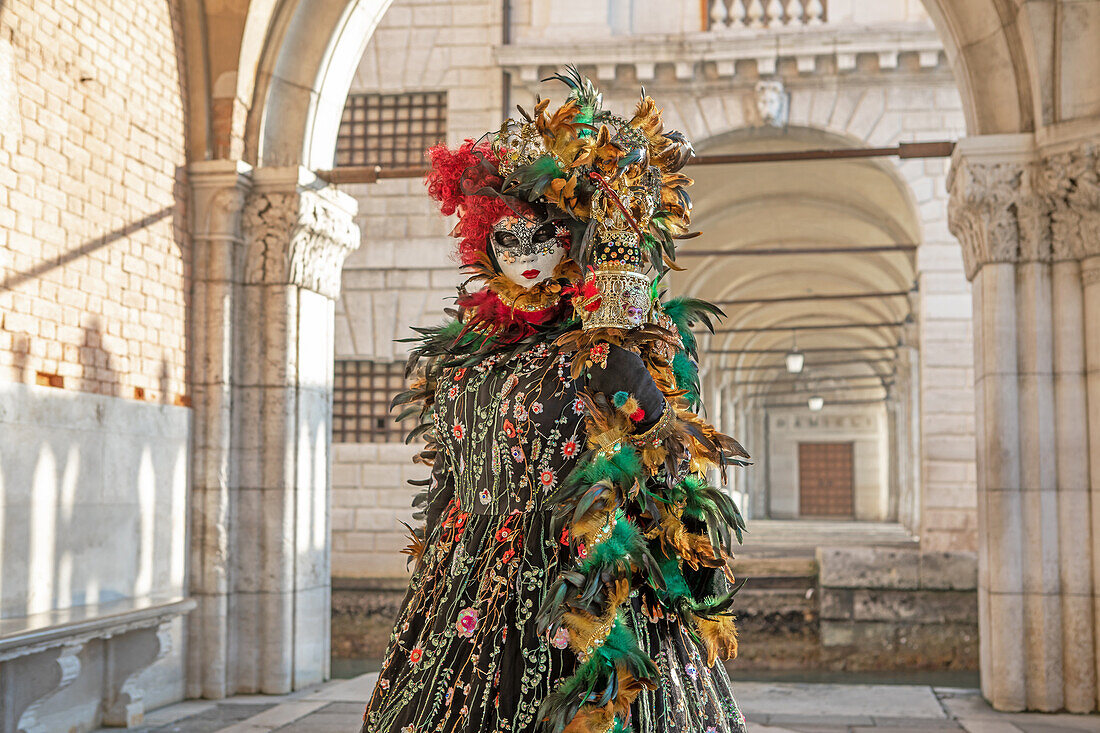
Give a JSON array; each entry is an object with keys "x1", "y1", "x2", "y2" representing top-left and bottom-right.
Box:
[{"x1": 490, "y1": 214, "x2": 569, "y2": 288}]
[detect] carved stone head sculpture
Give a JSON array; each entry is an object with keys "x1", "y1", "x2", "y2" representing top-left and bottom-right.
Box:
[{"x1": 754, "y1": 80, "x2": 788, "y2": 128}]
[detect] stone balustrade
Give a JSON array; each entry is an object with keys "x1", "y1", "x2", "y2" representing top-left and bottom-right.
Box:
[{"x1": 708, "y1": 0, "x2": 826, "y2": 31}]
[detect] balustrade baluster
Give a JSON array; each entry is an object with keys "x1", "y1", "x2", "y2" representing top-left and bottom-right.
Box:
[
  {"x1": 746, "y1": 0, "x2": 764, "y2": 27},
  {"x1": 710, "y1": 0, "x2": 730, "y2": 29},
  {"x1": 729, "y1": 0, "x2": 747, "y2": 27},
  {"x1": 766, "y1": 0, "x2": 784, "y2": 26},
  {"x1": 805, "y1": 0, "x2": 824, "y2": 24},
  {"x1": 787, "y1": 0, "x2": 805, "y2": 24}
]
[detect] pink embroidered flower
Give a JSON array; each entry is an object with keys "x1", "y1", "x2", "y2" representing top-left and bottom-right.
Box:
[
  {"x1": 551, "y1": 627, "x2": 570, "y2": 649},
  {"x1": 380, "y1": 678, "x2": 390, "y2": 689},
  {"x1": 539, "y1": 469, "x2": 556, "y2": 488},
  {"x1": 511, "y1": 446, "x2": 525, "y2": 463},
  {"x1": 561, "y1": 440, "x2": 578, "y2": 458},
  {"x1": 456, "y1": 607, "x2": 479, "y2": 637},
  {"x1": 513, "y1": 403, "x2": 529, "y2": 422},
  {"x1": 447, "y1": 385, "x2": 458, "y2": 398},
  {"x1": 452, "y1": 423, "x2": 464, "y2": 441},
  {"x1": 530, "y1": 401, "x2": 543, "y2": 414},
  {"x1": 685, "y1": 662, "x2": 698, "y2": 680},
  {"x1": 577, "y1": 543, "x2": 588, "y2": 559},
  {"x1": 494, "y1": 526, "x2": 515, "y2": 542},
  {"x1": 409, "y1": 646, "x2": 423, "y2": 663},
  {"x1": 572, "y1": 397, "x2": 586, "y2": 415}
]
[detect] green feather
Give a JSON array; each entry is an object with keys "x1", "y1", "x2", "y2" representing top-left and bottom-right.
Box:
[
  {"x1": 672, "y1": 351, "x2": 700, "y2": 408},
  {"x1": 579, "y1": 514, "x2": 645, "y2": 573}
]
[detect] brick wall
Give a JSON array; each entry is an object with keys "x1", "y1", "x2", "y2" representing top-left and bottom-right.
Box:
[
  {"x1": 0, "y1": 0, "x2": 189, "y2": 403},
  {"x1": 332, "y1": 442, "x2": 425, "y2": 578}
]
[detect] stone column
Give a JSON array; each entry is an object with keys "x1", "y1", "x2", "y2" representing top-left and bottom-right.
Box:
[
  {"x1": 236, "y1": 167, "x2": 359, "y2": 692},
  {"x1": 948, "y1": 135, "x2": 1099, "y2": 713},
  {"x1": 187, "y1": 161, "x2": 253, "y2": 699},
  {"x1": 1042, "y1": 144, "x2": 1098, "y2": 713},
  {"x1": 187, "y1": 164, "x2": 359, "y2": 696}
]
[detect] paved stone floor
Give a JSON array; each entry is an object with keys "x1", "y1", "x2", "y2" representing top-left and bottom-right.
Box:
[{"x1": 107, "y1": 674, "x2": 1100, "y2": 733}]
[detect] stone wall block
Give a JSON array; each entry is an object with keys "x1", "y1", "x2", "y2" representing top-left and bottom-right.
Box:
[
  {"x1": 817, "y1": 546, "x2": 920, "y2": 589},
  {"x1": 850, "y1": 589, "x2": 977, "y2": 624},
  {"x1": 818, "y1": 588, "x2": 853, "y2": 620},
  {"x1": 919, "y1": 551, "x2": 978, "y2": 590}
]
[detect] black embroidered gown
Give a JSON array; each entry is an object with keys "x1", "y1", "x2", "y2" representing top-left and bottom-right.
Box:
[{"x1": 360, "y1": 340, "x2": 746, "y2": 733}]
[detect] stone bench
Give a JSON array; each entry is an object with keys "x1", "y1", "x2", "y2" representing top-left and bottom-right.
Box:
[{"x1": 0, "y1": 595, "x2": 196, "y2": 732}]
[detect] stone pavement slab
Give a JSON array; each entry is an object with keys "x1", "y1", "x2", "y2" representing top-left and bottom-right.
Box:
[{"x1": 736, "y1": 682, "x2": 949, "y2": 719}]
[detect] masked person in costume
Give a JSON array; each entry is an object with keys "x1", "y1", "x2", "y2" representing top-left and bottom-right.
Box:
[{"x1": 360, "y1": 68, "x2": 751, "y2": 733}]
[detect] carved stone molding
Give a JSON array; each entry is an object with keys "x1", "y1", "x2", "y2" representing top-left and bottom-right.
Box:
[
  {"x1": 103, "y1": 622, "x2": 174, "y2": 727},
  {"x1": 243, "y1": 187, "x2": 360, "y2": 299},
  {"x1": 5, "y1": 643, "x2": 84, "y2": 733},
  {"x1": 947, "y1": 157, "x2": 1048, "y2": 280},
  {"x1": 1039, "y1": 144, "x2": 1100, "y2": 262}
]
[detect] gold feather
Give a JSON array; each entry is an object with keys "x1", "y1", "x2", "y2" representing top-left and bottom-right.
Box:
[{"x1": 697, "y1": 615, "x2": 739, "y2": 665}]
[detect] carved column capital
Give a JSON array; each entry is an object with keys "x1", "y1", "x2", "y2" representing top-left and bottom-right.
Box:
[
  {"x1": 242, "y1": 169, "x2": 360, "y2": 299},
  {"x1": 1038, "y1": 144, "x2": 1100, "y2": 262},
  {"x1": 947, "y1": 154, "x2": 1049, "y2": 280}
]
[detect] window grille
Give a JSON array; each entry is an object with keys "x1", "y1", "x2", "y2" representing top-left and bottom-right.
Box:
[
  {"x1": 335, "y1": 91, "x2": 447, "y2": 167},
  {"x1": 333, "y1": 360, "x2": 414, "y2": 443}
]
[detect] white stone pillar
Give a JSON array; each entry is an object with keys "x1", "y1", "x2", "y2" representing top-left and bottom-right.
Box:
[
  {"x1": 187, "y1": 160, "x2": 253, "y2": 699},
  {"x1": 949, "y1": 139, "x2": 1041, "y2": 711},
  {"x1": 949, "y1": 136, "x2": 1100, "y2": 713},
  {"x1": 1044, "y1": 143, "x2": 1098, "y2": 712},
  {"x1": 187, "y1": 164, "x2": 359, "y2": 696},
  {"x1": 237, "y1": 167, "x2": 359, "y2": 692}
]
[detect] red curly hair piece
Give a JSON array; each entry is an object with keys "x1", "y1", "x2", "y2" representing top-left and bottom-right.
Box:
[{"x1": 425, "y1": 140, "x2": 515, "y2": 265}]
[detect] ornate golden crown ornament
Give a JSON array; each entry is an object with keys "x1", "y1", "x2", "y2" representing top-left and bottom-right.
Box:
[{"x1": 488, "y1": 66, "x2": 695, "y2": 333}]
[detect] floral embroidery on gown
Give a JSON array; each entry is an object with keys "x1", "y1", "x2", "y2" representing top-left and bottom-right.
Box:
[{"x1": 360, "y1": 344, "x2": 747, "y2": 733}]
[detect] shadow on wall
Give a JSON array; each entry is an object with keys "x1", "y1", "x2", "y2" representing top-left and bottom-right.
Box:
[
  {"x1": 0, "y1": 326, "x2": 189, "y2": 622},
  {"x1": 0, "y1": 207, "x2": 175, "y2": 293}
]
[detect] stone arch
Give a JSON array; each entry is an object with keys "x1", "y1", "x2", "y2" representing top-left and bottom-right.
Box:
[
  {"x1": 244, "y1": 0, "x2": 395, "y2": 168},
  {"x1": 920, "y1": 0, "x2": 1100, "y2": 134}
]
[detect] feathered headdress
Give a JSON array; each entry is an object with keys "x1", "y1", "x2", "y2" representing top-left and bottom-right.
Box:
[{"x1": 425, "y1": 66, "x2": 696, "y2": 332}]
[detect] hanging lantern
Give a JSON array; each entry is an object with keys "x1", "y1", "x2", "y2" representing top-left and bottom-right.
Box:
[
  {"x1": 785, "y1": 330, "x2": 803, "y2": 374},
  {"x1": 785, "y1": 349, "x2": 804, "y2": 374},
  {"x1": 807, "y1": 395, "x2": 824, "y2": 411}
]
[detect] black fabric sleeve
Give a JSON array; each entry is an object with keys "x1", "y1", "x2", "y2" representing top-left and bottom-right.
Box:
[
  {"x1": 422, "y1": 448, "x2": 455, "y2": 540},
  {"x1": 585, "y1": 342, "x2": 666, "y2": 431}
]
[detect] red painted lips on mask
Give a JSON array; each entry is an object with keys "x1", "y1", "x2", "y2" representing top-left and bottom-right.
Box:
[{"x1": 522, "y1": 269, "x2": 540, "y2": 279}]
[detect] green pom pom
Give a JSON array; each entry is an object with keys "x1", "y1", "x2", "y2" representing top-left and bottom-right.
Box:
[{"x1": 612, "y1": 391, "x2": 631, "y2": 408}]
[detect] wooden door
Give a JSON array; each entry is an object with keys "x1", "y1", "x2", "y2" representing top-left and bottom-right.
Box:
[{"x1": 798, "y1": 442, "x2": 854, "y2": 517}]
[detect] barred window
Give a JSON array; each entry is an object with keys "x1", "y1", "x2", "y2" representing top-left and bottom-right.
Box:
[
  {"x1": 335, "y1": 91, "x2": 447, "y2": 167},
  {"x1": 333, "y1": 360, "x2": 414, "y2": 443}
]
